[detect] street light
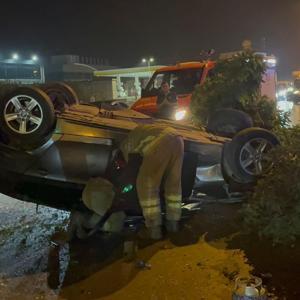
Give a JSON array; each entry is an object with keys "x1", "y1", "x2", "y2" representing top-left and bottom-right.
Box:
[
  {"x1": 12, "y1": 53, "x2": 19, "y2": 60},
  {"x1": 32, "y1": 55, "x2": 38, "y2": 61},
  {"x1": 142, "y1": 57, "x2": 155, "y2": 68}
]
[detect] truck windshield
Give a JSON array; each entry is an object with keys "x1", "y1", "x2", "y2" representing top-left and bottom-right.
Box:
[{"x1": 144, "y1": 67, "x2": 203, "y2": 97}]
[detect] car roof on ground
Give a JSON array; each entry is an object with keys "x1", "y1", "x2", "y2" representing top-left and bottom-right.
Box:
[{"x1": 59, "y1": 108, "x2": 227, "y2": 145}]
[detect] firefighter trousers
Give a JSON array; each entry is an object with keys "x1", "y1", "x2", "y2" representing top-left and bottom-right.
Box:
[{"x1": 136, "y1": 134, "x2": 184, "y2": 228}]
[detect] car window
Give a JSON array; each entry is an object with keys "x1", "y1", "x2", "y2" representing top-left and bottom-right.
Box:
[
  {"x1": 144, "y1": 67, "x2": 203, "y2": 97},
  {"x1": 169, "y1": 69, "x2": 203, "y2": 94},
  {"x1": 143, "y1": 72, "x2": 169, "y2": 97}
]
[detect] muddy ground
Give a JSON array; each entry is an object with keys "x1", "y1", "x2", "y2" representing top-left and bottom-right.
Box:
[{"x1": 0, "y1": 193, "x2": 299, "y2": 300}]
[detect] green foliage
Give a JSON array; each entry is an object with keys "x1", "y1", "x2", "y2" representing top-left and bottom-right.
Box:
[
  {"x1": 190, "y1": 51, "x2": 279, "y2": 129},
  {"x1": 243, "y1": 126, "x2": 300, "y2": 244}
]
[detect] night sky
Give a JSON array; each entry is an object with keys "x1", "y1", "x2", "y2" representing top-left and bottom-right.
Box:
[{"x1": 0, "y1": 0, "x2": 299, "y2": 79}]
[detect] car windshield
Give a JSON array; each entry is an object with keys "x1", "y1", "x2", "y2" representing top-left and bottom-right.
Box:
[{"x1": 144, "y1": 67, "x2": 203, "y2": 96}]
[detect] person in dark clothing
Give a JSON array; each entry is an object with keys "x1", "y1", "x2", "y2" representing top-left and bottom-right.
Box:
[{"x1": 156, "y1": 81, "x2": 178, "y2": 119}]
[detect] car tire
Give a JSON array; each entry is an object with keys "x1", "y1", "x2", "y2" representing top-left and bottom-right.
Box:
[
  {"x1": 222, "y1": 128, "x2": 279, "y2": 188},
  {"x1": 207, "y1": 108, "x2": 253, "y2": 138},
  {"x1": 0, "y1": 87, "x2": 56, "y2": 149},
  {"x1": 41, "y1": 82, "x2": 79, "y2": 112}
]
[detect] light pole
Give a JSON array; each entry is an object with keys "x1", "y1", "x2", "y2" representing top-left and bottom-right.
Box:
[{"x1": 142, "y1": 57, "x2": 155, "y2": 68}]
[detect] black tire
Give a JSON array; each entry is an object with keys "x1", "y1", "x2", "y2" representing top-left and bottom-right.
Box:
[
  {"x1": 207, "y1": 108, "x2": 253, "y2": 138},
  {"x1": 0, "y1": 87, "x2": 56, "y2": 149},
  {"x1": 222, "y1": 128, "x2": 279, "y2": 187},
  {"x1": 41, "y1": 82, "x2": 79, "y2": 112}
]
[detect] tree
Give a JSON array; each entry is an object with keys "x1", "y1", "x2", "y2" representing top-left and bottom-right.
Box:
[
  {"x1": 242, "y1": 126, "x2": 300, "y2": 244},
  {"x1": 190, "y1": 50, "x2": 279, "y2": 129},
  {"x1": 190, "y1": 50, "x2": 300, "y2": 244}
]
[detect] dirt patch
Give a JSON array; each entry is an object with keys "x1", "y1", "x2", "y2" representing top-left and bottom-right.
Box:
[
  {"x1": 1, "y1": 195, "x2": 300, "y2": 299},
  {"x1": 72, "y1": 241, "x2": 251, "y2": 300}
]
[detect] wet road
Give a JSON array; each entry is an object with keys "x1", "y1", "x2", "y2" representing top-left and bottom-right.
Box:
[
  {"x1": 0, "y1": 193, "x2": 299, "y2": 299},
  {"x1": 0, "y1": 194, "x2": 69, "y2": 299}
]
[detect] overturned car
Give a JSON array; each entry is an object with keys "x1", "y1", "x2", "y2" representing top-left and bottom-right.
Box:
[{"x1": 0, "y1": 83, "x2": 279, "y2": 211}]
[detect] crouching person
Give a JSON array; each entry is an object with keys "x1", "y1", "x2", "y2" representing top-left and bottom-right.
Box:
[{"x1": 67, "y1": 177, "x2": 126, "y2": 240}]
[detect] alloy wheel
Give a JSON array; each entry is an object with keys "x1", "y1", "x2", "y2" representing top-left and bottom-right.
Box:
[
  {"x1": 239, "y1": 138, "x2": 273, "y2": 176},
  {"x1": 4, "y1": 95, "x2": 43, "y2": 134}
]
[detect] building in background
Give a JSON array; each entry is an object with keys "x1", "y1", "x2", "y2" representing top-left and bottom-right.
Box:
[
  {"x1": 94, "y1": 65, "x2": 164, "y2": 102},
  {"x1": 0, "y1": 55, "x2": 44, "y2": 84},
  {"x1": 45, "y1": 55, "x2": 119, "y2": 102},
  {"x1": 46, "y1": 55, "x2": 162, "y2": 102},
  {"x1": 45, "y1": 55, "x2": 114, "y2": 82}
]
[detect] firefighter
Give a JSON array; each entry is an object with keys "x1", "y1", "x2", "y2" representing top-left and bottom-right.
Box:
[
  {"x1": 120, "y1": 124, "x2": 184, "y2": 239},
  {"x1": 67, "y1": 124, "x2": 184, "y2": 241},
  {"x1": 66, "y1": 177, "x2": 125, "y2": 240}
]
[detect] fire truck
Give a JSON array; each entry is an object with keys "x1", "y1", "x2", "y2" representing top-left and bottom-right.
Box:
[{"x1": 132, "y1": 54, "x2": 277, "y2": 135}]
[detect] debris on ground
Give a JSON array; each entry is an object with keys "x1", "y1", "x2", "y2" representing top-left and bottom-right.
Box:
[
  {"x1": 61, "y1": 238, "x2": 252, "y2": 300},
  {"x1": 135, "y1": 260, "x2": 152, "y2": 270}
]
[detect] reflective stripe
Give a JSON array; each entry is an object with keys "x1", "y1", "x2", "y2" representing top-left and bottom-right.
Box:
[
  {"x1": 140, "y1": 198, "x2": 160, "y2": 207},
  {"x1": 142, "y1": 204, "x2": 160, "y2": 209},
  {"x1": 143, "y1": 128, "x2": 177, "y2": 156},
  {"x1": 167, "y1": 202, "x2": 182, "y2": 209},
  {"x1": 165, "y1": 194, "x2": 182, "y2": 202},
  {"x1": 143, "y1": 206, "x2": 161, "y2": 215},
  {"x1": 134, "y1": 135, "x2": 156, "y2": 153}
]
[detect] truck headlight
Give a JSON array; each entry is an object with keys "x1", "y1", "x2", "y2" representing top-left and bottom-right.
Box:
[{"x1": 174, "y1": 109, "x2": 187, "y2": 121}]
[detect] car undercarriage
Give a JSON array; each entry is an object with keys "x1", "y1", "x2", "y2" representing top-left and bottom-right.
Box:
[{"x1": 0, "y1": 83, "x2": 279, "y2": 211}]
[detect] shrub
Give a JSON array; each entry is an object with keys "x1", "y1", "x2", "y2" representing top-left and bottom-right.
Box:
[
  {"x1": 242, "y1": 126, "x2": 300, "y2": 244},
  {"x1": 190, "y1": 51, "x2": 299, "y2": 244},
  {"x1": 190, "y1": 51, "x2": 279, "y2": 129}
]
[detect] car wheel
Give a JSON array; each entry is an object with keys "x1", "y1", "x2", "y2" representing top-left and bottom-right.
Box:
[
  {"x1": 0, "y1": 87, "x2": 56, "y2": 149},
  {"x1": 207, "y1": 108, "x2": 253, "y2": 138},
  {"x1": 222, "y1": 128, "x2": 279, "y2": 187},
  {"x1": 41, "y1": 82, "x2": 79, "y2": 112}
]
